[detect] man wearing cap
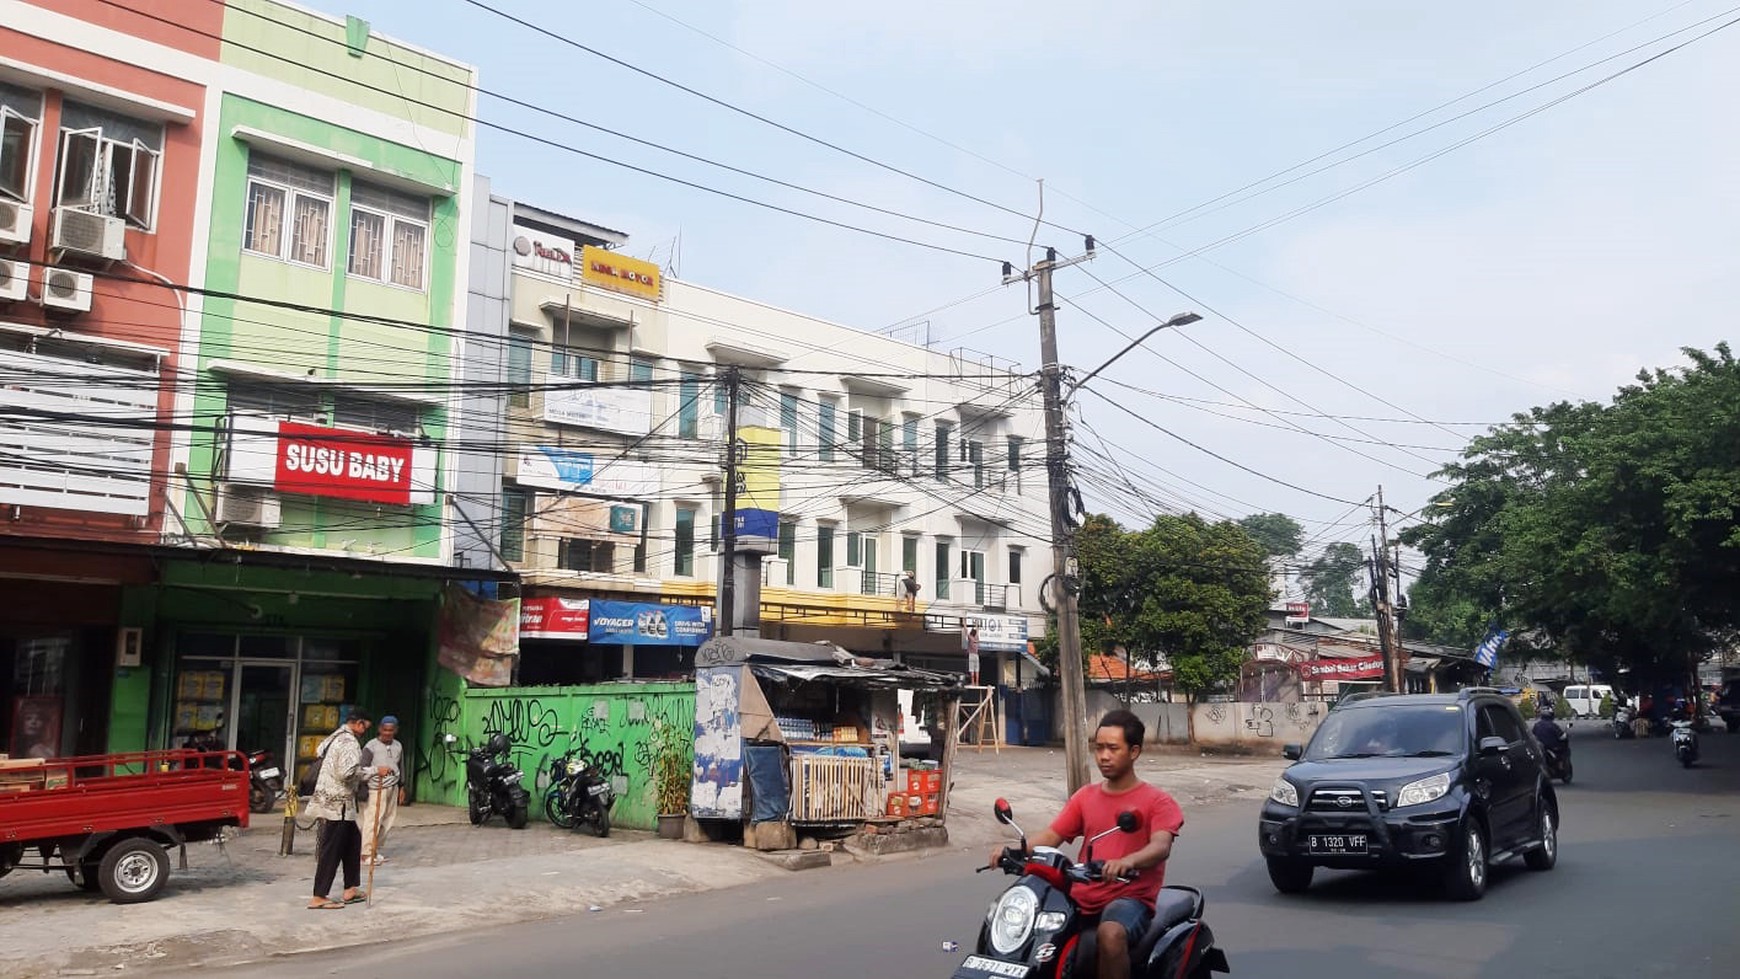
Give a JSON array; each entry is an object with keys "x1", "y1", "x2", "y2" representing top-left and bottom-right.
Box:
[{"x1": 360, "y1": 715, "x2": 406, "y2": 866}]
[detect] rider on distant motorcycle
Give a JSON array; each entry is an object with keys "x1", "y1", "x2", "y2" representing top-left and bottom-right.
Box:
[{"x1": 1532, "y1": 704, "x2": 1565, "y2": 751}]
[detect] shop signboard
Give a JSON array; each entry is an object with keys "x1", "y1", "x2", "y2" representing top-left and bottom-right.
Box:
[
  {"x1": 516, "y1": 446, "x2": 657, "y2": 499},
  {"x1": 1296, "y1": 656, "x2": 1386, "y2": 680},
  {"x1": 587, "y1": 601, "x2": 713, "y2": 647},
  {"x1": 520, "y1": 596, "x2": 591, "y2": 639},
  {"x1": 226, "y1": 416, "x2": 437, "y2": 505},
  {"x1": 544, "y1": 385, "x2": 654, "y2": 437},
  {"x1": 721, "y1": 424, "x2": 780, "y2": 554},
  {"x1": 509, "y1": 223, "x2": 576, "y2": 279},
  {"x1": 580, "y1": 244, "x2": 662, "y2": 302},
  {"x1": 922, "y1": 613, "x2": 1031, "y2": 653},
  {"x1": 1284, "y1": 601, "x2": 1310, "y2": 627}
]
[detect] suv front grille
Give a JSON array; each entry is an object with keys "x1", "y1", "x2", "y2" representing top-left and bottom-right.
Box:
[{"x1": 1307, "y1": 787, "x2": 1388, "y2": 812}]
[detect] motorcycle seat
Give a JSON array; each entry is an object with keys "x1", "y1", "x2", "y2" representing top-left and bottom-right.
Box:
[{"x1": 1151, "y1": 888, "x2": 1200, "y2": 933}]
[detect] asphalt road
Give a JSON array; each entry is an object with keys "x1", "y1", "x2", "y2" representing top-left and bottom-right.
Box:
[{"x1": 231, "y1": 721, "x2": 1740, "y2": 979}]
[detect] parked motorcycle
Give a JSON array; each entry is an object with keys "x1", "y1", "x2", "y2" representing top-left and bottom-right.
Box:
[
  {"x1": 246, "y1": 748, "x2": 285, "y2": 813},
  {"x1": 543, "y1": 747, "x2": 614, "y2": 837},
  {"x1": 445, "y1": 733, "x2": 529, "y2": 828},
  {"x1": 953, "y1": 799, "x2": 1229, "y2": 979},
  {"x1": 1612, "y1": 704, "x2": 1636, "y2": 739},
  {"x1": 1671, "y1": 719, "x2": 1700, "y2": 768}
]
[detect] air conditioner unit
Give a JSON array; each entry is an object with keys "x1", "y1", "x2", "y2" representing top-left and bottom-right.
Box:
[
  {"x1": 51, "y1": 207, "x2": 126, "y2": 262},
  {"x1": 40, "y1": 268, "x2": 93, "y2": 313},
  {"x1": 0, "y1": 258, "x2": 26, "y2": 303},
  {"x1": 0, "y1": 200, "x2": 31, "y2": 246},
  {"x1": 216, "y1": 482, "x2": 282, "y2": 529}
]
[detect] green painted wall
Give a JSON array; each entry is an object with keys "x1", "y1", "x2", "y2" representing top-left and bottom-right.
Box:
[
  {"x1": 413, "y1": 678, "x2": 697, "y2": 832},
  {"x1": 220, "y1": 0, "x2": 474, "y2": 141},
  {"x1": 186, "y1": 93, "x2": 463, "y2": 559}
]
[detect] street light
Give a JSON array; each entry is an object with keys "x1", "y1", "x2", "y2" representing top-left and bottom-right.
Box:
[{"x1": 1064, "y1": 311, "x2": 1202, "y2": 398}]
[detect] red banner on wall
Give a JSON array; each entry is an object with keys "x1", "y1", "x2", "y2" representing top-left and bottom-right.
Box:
[
  {"x1": 1297, "y1": 656, "x2": 1386, "y2": 680},
  {"x1": 520, "y1": 596, "x2": 590, "y2": 639},
  {"x1": 274, "y1": 421, "x2": 417, "y2": 505}
]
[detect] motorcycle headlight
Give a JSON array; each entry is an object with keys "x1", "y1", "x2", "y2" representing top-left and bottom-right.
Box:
[
  {"x1": 1269, "y1": 777, "x2": 1299, "y2": 808},
  {"x1": 567, "y1": 760, "x2": 585, "y2": 775},
  {"x1": 1395, "y1": 772, "x2": 1451, "y2": 808},
  {"x1": 987, "y1": 886, "x2": 1038, "y2": 955}
]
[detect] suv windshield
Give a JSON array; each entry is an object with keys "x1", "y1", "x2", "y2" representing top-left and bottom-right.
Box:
[{"x1": 1305, "y1": 704, "x2": 1466, "y2": 760}]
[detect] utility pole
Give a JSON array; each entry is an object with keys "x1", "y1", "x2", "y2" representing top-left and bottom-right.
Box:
[
  {"x1": 1371, "y1": 486, "x2": 1403, "y2": 693},
  {"x1": 719, "y1": 367, "x2": 741, "y2": 638},
  {"x1": 1006, "y1": 243, "x2": 1096, "y2": 795}
]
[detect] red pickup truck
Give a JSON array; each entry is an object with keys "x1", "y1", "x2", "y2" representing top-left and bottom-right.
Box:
[{"x1": 0, "y1": 749, "x2": 251, "y2": 903}]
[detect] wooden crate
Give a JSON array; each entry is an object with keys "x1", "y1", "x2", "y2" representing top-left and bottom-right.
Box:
[{"x1": 789, "y1": 754, "x2": 883, "y2": 823}]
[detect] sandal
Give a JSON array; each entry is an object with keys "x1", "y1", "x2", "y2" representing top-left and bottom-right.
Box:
[
  {"x1": 343, "y1": 892, "x2": 369, "y2": 904},
  {"x1": 306, "y1": 899, "x2": 345, "y2": 910}
]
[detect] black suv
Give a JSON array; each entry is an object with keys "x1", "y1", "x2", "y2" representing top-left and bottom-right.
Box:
[{"x1": 1257, "y1": 688, "x2": 1558, "y2": 901}]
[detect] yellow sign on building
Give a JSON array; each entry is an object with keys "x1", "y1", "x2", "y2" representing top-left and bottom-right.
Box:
[{"x1": 580, "y1": 245, "x2": 663, "y2": 301}]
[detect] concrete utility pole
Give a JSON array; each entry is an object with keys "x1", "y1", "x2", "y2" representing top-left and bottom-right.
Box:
[
  {"x1": 1371, "y1": 486, "x2": 1404, "y2": 693},
  {"x1": 1006, "y1": 243, "x2": 1096, "y2": 795},
  {"x1": 719, "y1": 367, "x2": 741, "y2": 638}
]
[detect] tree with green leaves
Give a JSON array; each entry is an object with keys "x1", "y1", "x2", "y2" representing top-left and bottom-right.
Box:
[
  {"x1": 1402, "y1": 345, "x2": 1740, "y2": 686},
  {"x1": 1236, "y1": 513, "x2": 1305, "y2": 560},
  {"x1": 1046, "y1": 512, "x2": 1273, "y2": 701},
  {"x1": 1299, "y1": 542, "x2": 1373, "y2": 619}
]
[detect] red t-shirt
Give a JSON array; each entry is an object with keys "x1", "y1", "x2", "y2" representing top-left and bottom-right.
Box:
[{"x1": 1048, "y1": 781, "x2": 1185, "y2": 913}]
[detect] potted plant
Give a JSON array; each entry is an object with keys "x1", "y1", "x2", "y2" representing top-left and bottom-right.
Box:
[{"x1": 649, "y1": 720, "x2": 690, "y2": 839}]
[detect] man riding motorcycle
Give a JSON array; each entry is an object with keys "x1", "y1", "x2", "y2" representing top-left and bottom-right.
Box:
[
  {"x1": 1532, "y1": 704, "x2": 1565, "y2": 750},
  {"x1": 985, "y1": 710, "x2": 1185, "y2": 979}
]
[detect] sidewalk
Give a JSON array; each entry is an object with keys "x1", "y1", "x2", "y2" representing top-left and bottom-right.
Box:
[{"x1": 0, "y1": 748, "x2": 1280, "y2": 976}]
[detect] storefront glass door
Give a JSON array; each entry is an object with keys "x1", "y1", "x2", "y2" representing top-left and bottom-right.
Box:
[{"x1": 235, "y1": 663, "x2": 294, "y2": 766}]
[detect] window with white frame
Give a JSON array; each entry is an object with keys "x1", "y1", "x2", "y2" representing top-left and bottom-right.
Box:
[
  {"x1": 242, "y1": 154, "x2": 334, "y2": 267},
  {"x1": 0, "y1": 83, "x2": 43, "y2": 203},
  {"x1": 348, "y1": 183, "x2": 429, "y2": 290},
  {"x1": 55, "y1": 100, "x2": 163, "y2": 229}
]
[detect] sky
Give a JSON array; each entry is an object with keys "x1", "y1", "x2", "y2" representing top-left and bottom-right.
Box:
[{"x1": 334, "y1": 0, "x2": 1740, "y2": 579}]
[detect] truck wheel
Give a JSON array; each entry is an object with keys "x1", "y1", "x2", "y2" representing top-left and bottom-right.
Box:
[
  {"x1": 0, "y1": 843, "x2": 21, "y2": 879},
  {"x1": 98, "y1": 838, "x2": 170, "y2": 904},
  {"x1": 1265, "y1": 858, "x2": 1312, "y2": 894},
  {"x1": 1442, "y1": 820, "x2": 1488, "y2": 901}
]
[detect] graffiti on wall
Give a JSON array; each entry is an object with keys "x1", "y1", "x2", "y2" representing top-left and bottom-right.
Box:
[
  {"x1": 1240, "y1": 701, "x2": 1323, "y2": 739},
  {"x1": 411, "y1": 682, "x2": 695, "y2": 831}
]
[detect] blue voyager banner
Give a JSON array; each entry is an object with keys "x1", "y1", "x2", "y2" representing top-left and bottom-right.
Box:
[{"x1": 588, "y1": 600, "x2": 714, "y2": 647}]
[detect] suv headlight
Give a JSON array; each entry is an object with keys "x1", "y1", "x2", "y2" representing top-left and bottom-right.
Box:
[
  {"x1": 987, "y1": 885, "x2": 1038, "y2": 954},
  {"x1": 1395, "y1": 772, "x2": 1452, "y2": 808},
  {"x1": 1269, "y1": 777, "x2": 1299, "y2": 808}
]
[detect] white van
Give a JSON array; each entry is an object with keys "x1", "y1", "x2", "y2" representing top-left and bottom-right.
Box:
[{"x1": 1563, "y1": 683, "x2": 1614, "y2": 718}]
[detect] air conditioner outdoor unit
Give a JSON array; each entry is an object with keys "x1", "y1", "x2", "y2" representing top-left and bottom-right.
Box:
[
  {"x1": 0, "y1": 200, "x2": 32, "y2": 246},
  {"x1": 40, "y1": 268, "x2": 93, "y2": 313},
  {"x1": 51, "y1": 207, "x2": 126, "y2": 262},
  {"x1": 216, "y1": 482, "x2": 282, "y2": 529},
  {"x1": 0, "y1": 258, "x2": 26, "y2": 303}
]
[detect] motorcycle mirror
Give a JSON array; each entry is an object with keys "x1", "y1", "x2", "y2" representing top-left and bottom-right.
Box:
[
  {"x1": 1116, "y1": 810, "x2": 1140, "y2": 834},
  {"x1": 994, "y1": 798, "x2": 1014, "y2": 825}
]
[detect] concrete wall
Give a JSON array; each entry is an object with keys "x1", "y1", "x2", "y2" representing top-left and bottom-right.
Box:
[
  {"x1": 1070, "y1": 690, "x2": 1191, "y2": 746},
  {"x1": 413, "y1": 673, "x2": 695, "y2": 831},
  {"x1": 1191, "y1": 701, "x2": 1326, "y2": 754}
]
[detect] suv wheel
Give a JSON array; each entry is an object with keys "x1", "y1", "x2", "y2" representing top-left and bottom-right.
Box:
[
  {"x1": 1266, "y1": 857, "x2": 1313, "y2": 895},
  {"x1": 1524, "y1": 802, "x2": 1557, "y2": 871},
  {"x1": 1443, "y1": 819, "x2": 1488, "y2": 901}
]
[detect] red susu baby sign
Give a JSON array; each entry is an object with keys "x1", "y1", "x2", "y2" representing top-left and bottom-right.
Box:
[{"x1": 274, "y1": 422, "x2": 417, "y2": 505}]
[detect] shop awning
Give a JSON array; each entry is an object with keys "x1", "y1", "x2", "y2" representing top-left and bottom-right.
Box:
[
  {"x1": 698, "y1": 636, "x2": 961, "y2": 691},
  {"x1": 748, "y1": 661, "x2": 962, "y2": 692}
]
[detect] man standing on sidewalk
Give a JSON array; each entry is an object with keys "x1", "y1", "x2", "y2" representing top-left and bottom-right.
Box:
[
  {"x1": 305, "y1": 710, "x2": 370, "y2": 910},
  {"x1": 360, "y1": 715, "x2": 406, "y2": 866}
]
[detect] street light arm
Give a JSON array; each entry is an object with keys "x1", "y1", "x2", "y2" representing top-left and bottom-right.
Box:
[{"x1": 1063, "y1": 311, "x2": 1201, "y2": 400}]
